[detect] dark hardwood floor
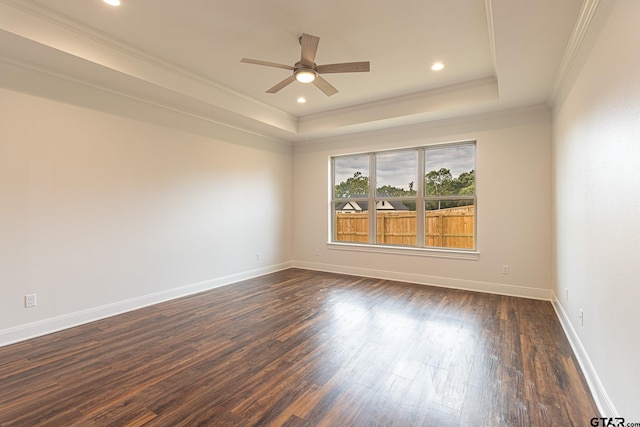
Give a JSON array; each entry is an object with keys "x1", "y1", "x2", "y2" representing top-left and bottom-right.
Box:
[{"x1": 0, "y1": 268, "x2": 599, "y2": 426}]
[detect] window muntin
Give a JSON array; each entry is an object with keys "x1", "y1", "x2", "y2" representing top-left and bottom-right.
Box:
[{"x1": 331, "y1": 142, "x2": 476, "y2": 251}]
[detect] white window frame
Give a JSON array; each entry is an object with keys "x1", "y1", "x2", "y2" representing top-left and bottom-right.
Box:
[{"x1": 329, "y1": 141, "x2": 478, "y2": 260}]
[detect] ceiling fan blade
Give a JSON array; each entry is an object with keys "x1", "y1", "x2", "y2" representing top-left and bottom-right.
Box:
[
  {"x1": 241, "y1": 58, "x2": 294, "y2": 71},
  {"x1": 313, "y1": 75, "x2": 338, "y2": 97},
  {"x1": 266, "y1": 75, "x2": 297, "y2": 93},
  {"x1": 300, "y1": 33, "x2": 320, "y2": 67},
  {"x1": 317, "y1": 62, "x2": 370, "y2": 74}
]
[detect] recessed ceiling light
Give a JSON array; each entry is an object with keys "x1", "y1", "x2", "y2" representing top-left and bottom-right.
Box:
[
  {"x1": 297, "y1": 97, "x2": 307, "y2": 104},
  {"x1": 103, "y1": 0, "x2": 120, "y2": 6},
  {"x1": 431, "y1": 62, "x2": 445, "y2": 71}
]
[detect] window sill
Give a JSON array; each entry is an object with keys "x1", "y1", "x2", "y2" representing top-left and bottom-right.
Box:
[{"x1": 327, "y1": 242, "x2": 479, "y2": 260}]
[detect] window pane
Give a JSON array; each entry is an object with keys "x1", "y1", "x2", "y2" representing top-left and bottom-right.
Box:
[
  {"x1": 334, "y1": 155, "x2": 369, "y2": 198},
  {"x1": 376, "y1": 150, "x2": 417, "y2": 197},
  {"x1": 424, "y1": 144, "x2": 475, "y2": 196},
  {"x1": 425, "y1": 200, "x2": 475, "y2": 249},
  {"x1": 376, "y1": 200, "x2": 416, "y2": 245},
  {"x1": 334, "y1": 201, "x2": 369, "y2": 243}
]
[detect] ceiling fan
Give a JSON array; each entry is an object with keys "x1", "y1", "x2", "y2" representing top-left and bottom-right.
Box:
[{"x1": 241, "y1": 33, "x2": 370, "y2": 97}]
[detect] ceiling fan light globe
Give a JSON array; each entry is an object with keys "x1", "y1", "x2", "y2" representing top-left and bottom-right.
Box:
[{"x1": 295, "y1": 70, "x2": 317, "y2": 83}]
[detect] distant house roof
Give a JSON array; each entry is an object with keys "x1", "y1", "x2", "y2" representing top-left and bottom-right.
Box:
[
  {"x1": 335, "y1": 201, "x2": 365, "y2": 212},
  {"x1": 335, "y1": 200, "x2": 409, "y2": 212}
]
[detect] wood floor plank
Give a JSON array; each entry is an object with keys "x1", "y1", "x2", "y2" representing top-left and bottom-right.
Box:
[{"x1": 0, "y1": 268, "x2": 599, "y2": 426}]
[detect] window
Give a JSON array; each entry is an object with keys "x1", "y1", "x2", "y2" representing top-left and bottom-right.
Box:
[{"x1": 331, "y1": 141, "x2": 476, "y2": 251}]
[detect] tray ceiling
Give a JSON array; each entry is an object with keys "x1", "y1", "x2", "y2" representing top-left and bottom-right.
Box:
[{"x1": 0, "y1": 0, "x2": 586, "y2": 142}]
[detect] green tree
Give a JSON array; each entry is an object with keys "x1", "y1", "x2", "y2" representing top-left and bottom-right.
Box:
[
  {"x1": 424, "y1": 168, "x2": 475, "y2": 196},
  {"x1": 455, "y1": 170, "x2": 475, "y2": 195},
  {"x1": 376, "y1": 184, "x2": 417, "y2": 197},
  {"x1": 424, "y1": 168, "x2": 454, "y2": 196},
  {"x1": 334, "y1": 171, "x2": 369, "y2": 198}
]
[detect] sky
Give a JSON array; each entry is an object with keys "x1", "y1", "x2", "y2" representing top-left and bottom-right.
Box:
[{"x1": 334, "y1": 144, "x2": 475, "y2": 190}]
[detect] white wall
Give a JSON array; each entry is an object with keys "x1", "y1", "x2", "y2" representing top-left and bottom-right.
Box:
[
  {"x1": 293, "y1": 106, "x2": 553, "y2": 299},
  {"x1": 552, "y1": 0, "x2": 640, "y2": 418},
  {"x1": 0, "y1": 88, "x2": 292, "y2": 345}
]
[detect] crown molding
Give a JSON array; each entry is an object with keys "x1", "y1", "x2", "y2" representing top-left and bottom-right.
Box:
[
  {"x1": 484, "y1": 0, "x2": 499, "y2": 94},
  {"x1": 297, "y1": 77, "x2": 499, "y2": 138},
  {"x1": 0, "y1": 0, "x2": 577, "y2": 145},
  {"x1": 0, "y1": 0, "x2": 277, "y2": 111},
  {"x1": 548, "y1": 0, "x2": 601, "y2": 104},
  {"x1": 0, "y1": 0, "x2": 298, "y2": 135},
  {"x1": 0, "y1": 55, "x2": 293, "y2": 151},
  {"x1": 0, "y1": 0, "x2": 503, "y2": 144}
]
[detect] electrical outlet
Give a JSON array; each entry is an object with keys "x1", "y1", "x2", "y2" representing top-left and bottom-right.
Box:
[
  {"x1": 501, "y1": 265, "x2": 509, "y2": 274},
  {"x1": 25, "y1": 294, "x2": 37, "y2": 308},
  {"x1": 579, "y1": 309, "x2": 584, "y2": 326},
  {"x1": 315, "y1": 248, "x2": 320, "y2": 256},
  {"x1": 565, "y1": 288, "x2": 569, "y2": 301},
  {"x1": 256, "y1": 252, "x2": 261, "y2": 261}
]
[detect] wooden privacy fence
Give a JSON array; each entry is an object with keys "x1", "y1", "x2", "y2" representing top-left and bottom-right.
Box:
[
  {"x1": 335, "y1": 205, "x2": 475, "y2": 249},
  {"x1": 425, "y1": 205, "x2": 475, "y2": 248}
]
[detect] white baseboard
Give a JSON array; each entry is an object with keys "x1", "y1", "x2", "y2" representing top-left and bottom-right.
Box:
[
  {"x1": 0, "y1": 262, "x2": 293, "y2": 347},
  {"x1": 292, "y1": 260, "x2": 552, "y2": 300},
  {"x1": 550, "y1": 292, "x2": 616, "y2": 417}
]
